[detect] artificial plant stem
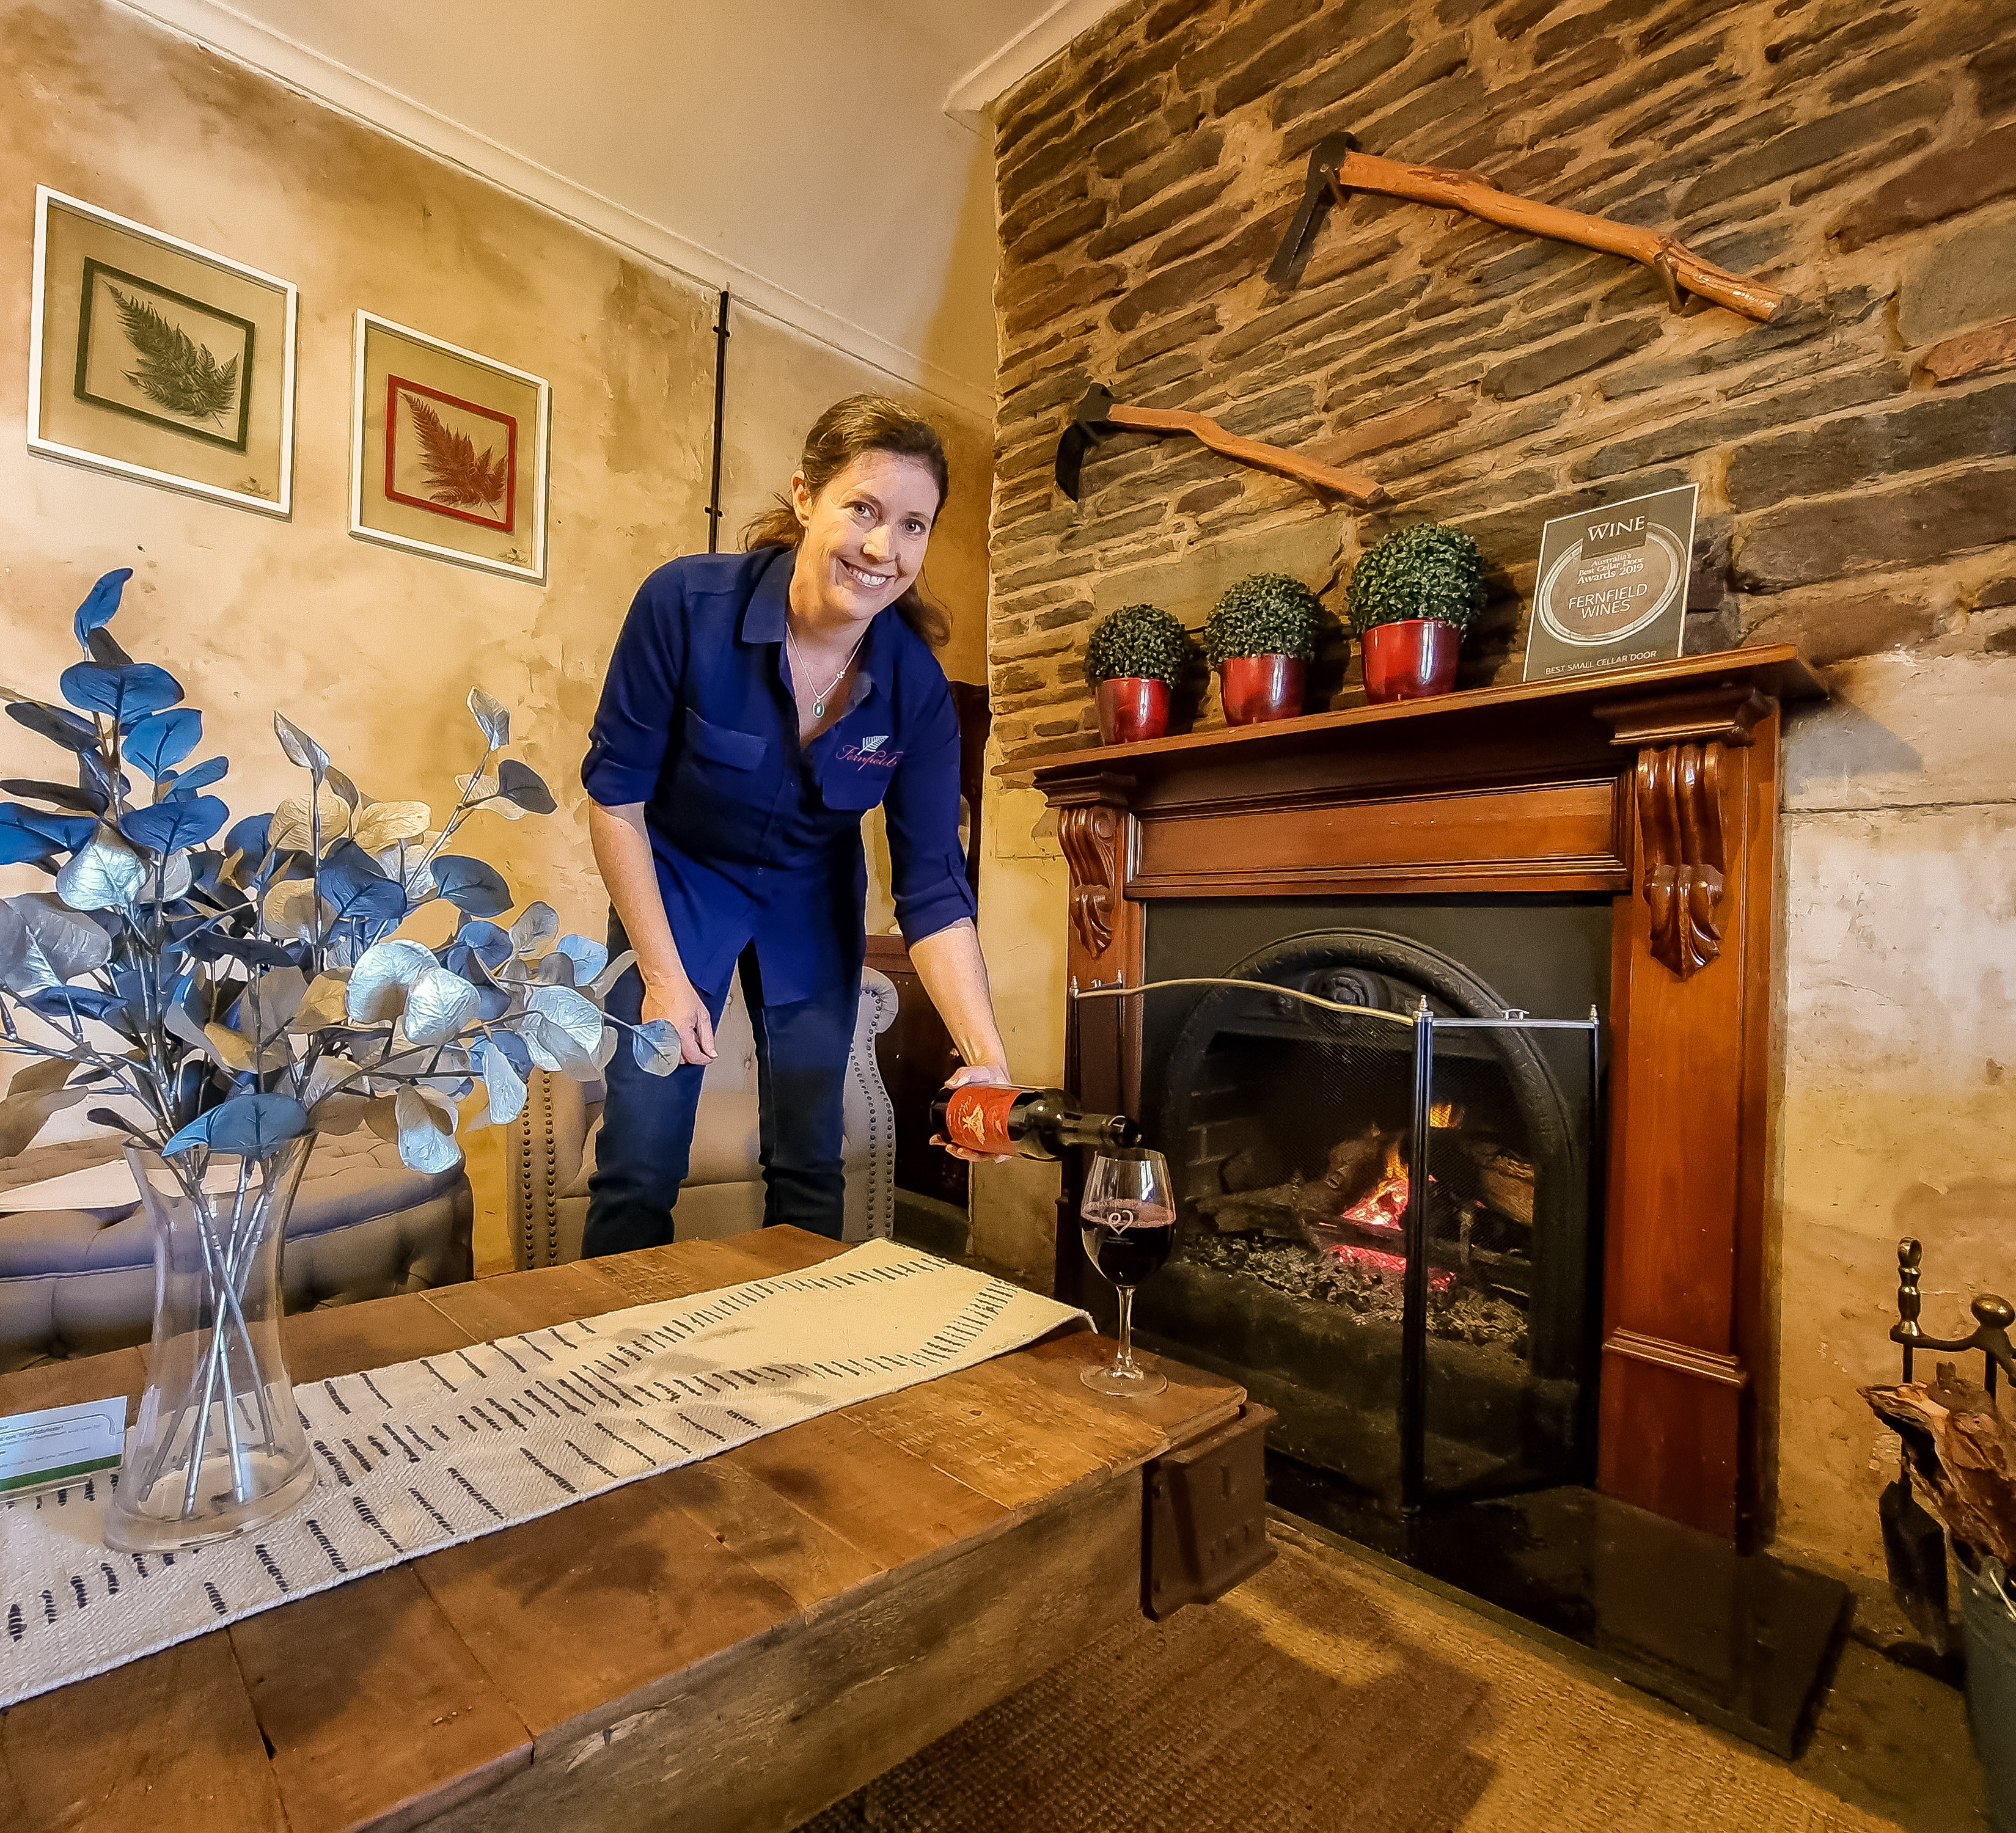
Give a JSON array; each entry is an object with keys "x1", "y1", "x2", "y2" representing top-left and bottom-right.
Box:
[
  {"x1": 176, "y1": 1148, "x2": 252, "y2": 1507},
  {"x1": 177, "y1": 1243, "x2": 227, "y2": 1518},
  {"x1": 214, "y1": 1157, "x2": 278, "y2": 1452},
  {"x1": 194, "y1": 1193, "x2": 252, "y2": 1507},
  {"x1": 249, "y1": 969, "x2": 265, "y2": 1095},
  {"x1": 144, "y1": 1152, "x2": 223, "y2": 1501},
  {"x1": 413, "y1": 739, "x2": 493, "y2": 873}
]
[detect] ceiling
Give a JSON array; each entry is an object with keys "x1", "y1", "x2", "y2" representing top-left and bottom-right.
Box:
[{"x1": 119, "y1": 0, "x2": 1130, "y2": 415}]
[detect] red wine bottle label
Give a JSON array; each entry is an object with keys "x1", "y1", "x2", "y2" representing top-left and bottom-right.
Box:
[{"x1": 941, "y1": 1085, "x2": 1022, "y2": 1156}]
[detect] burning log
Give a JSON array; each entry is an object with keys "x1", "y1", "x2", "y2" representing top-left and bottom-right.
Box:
[
  {"x1": 1191, "y1": 1122, "x2": 1539, "y2": 1302},
  {"x1": 1193, "y1": 1124, "x2": 1402, "y2": 1232},
  {"x1": 1864, "y1": 1363, "x2": 2016, "y2": 1567},
  {"x1": 1472, "y1": 1148, "x2": 1534, "y2": 1227},
  {"x1": 1196, "y1": 1125, "x2": 1461, "y2": 1291}
]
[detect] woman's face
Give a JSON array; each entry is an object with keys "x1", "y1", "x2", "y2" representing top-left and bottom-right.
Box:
[{"x1": 790, "y1": 451, "x2": 940, "y2": 626}]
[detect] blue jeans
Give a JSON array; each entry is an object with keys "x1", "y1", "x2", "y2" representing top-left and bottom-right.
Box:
[{"x1": 582, "y1": 916, "x2": 854, "y2": 1256}]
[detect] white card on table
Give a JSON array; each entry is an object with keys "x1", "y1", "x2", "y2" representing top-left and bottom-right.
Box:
[{"x1": 0, "y1": 1396, "x2": 127, "y2": 1496}]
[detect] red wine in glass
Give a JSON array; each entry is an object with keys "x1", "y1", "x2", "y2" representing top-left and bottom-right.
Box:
[
  {"x1": 1080, "y1": 1200, "x2": 1176, "y2": 1286},
  {"x1": 1078, "y1": 1151, "x2": 1174, "y2": 1398}
]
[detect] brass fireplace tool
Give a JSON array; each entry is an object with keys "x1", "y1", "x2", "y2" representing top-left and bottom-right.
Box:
[{"x1": 1869, "y1": 1239, "x2": 2016, "y2": 1652}]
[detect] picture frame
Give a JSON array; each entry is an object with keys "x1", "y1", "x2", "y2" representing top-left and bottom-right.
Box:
[
  {"x1": 349, "y1": 311, "x2": 549, "y2": 584},
  {"x1": 27, "y1": 187, "x2": 297, "y2": 517}
]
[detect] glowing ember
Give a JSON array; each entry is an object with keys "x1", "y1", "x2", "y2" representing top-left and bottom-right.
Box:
[
  {"x1": 1429, "y1": 1101, "x2": 1462, "y2": 1128},
  {"x1": 1324, "y1": 1139, "x2": 1456, "y2": 1292},
  {"x1": 1340, "y1": 1140, "x2": 1410, "y2": 1231},
  {"x1": 1329, "y1": 1240, "x2": 1456, "y2": 1292}
]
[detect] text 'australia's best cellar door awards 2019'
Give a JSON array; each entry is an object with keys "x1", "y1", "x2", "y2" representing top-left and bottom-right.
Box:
[{"x1": 1522, "y1": 483, "x2": 1701, "y2": 682}]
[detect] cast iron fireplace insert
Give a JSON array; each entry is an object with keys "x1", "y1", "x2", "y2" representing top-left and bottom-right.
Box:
[{"x1": 1121, "y1": 908, "x2": 1602, "y2": 1521}]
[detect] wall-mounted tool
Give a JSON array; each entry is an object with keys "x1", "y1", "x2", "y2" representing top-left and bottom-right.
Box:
[
  {"x1": 1270, "y1": 133, "x2": 1789, "y2": 323},
  {"x1": 1055, "y1": 382, "x2": 1386, "y2": 505}
]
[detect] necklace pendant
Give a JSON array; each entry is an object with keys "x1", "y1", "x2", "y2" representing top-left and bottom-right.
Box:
[{"x1": 812, "y1": 696, "x2": 825, "y2": 719}]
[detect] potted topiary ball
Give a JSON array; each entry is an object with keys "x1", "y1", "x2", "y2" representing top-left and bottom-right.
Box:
[
  {"x1": 1345, "y1": 521, "x2": 1488, "y2": 703},
  {"x1": 1202, "y1": 573, "x2": 1323, "y2": 726},
  {"x1": 1083, "y1": 601, "x2": 1188, "y2": 744}
]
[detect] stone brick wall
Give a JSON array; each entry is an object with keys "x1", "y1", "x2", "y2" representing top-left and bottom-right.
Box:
[
  {"x1": 985, "y1": 0, "x2": 2016, "y2": 754},
  {"x1": 967, "y1": 0, "x2": 2016, "y2": 1593}
]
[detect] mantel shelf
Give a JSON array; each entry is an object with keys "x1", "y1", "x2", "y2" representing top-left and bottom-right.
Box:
[{"x1": 1002, "y1": 645, "x2": 1826, "y2": 786}]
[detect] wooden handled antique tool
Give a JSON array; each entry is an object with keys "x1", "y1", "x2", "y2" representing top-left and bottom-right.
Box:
[
  {"x1": 1054, "y1": 382, "x2": 1387, "y2": 505},
  {"x1": 1874, "y1": 1238, "x2": 1961, "y2": 1653},
  {"x1": 1269, "y1": 133, "x2": 1789, "y2": 324}
]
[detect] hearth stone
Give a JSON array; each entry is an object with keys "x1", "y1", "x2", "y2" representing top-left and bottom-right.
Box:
[{"x1": 1272, "y1": 1479, "x2": 1853, "y2": 1762}]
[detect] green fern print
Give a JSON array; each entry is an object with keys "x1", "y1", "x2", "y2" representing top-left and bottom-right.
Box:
[{"x1": 108, "y1": 285, "x2": 240, "y2": 426}]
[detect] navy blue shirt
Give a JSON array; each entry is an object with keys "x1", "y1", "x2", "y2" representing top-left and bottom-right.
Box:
[{"x1": 581, "y1": 546, "x2": 976, "y2": 1005}]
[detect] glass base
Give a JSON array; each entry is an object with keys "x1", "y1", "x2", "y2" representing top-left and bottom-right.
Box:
[
  {"x1": 104, "y1": 1454, "x2": 316, "y2": 1553},
  {"x1": 1080, "y1": 1360, "x2": 1168, "y2": 1399}
]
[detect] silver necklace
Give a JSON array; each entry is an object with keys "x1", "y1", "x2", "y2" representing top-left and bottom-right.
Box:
[{"x1": 786, "y1": 624, "x2": 866, "y2": 721}]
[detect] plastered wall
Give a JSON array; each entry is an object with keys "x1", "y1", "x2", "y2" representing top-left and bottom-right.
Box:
[
  {"x1": 1772, "y1": 653, "x2": 2016, "y2": 1583},
  {"x1": 0, "y1": 0, "x2": 992, "y2": 1270}
]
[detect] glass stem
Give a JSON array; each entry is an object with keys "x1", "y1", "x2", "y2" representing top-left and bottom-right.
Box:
[{"x1": 1114, "y1": 1284, "x2": 1137, "y2": 1376}]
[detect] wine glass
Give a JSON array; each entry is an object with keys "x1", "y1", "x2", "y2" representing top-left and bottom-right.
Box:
[{"x1": 1078, "y1": 1146, "x2": 1174, "y2": 1397}]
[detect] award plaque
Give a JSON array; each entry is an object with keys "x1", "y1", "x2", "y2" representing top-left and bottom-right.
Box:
[{"x1": 1522, "y1": 483, "x2": 1699, "y2": 682}]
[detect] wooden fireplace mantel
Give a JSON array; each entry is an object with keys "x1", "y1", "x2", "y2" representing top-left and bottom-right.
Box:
[{"x1": 1013, "y1": 646, "x2": 1827, "y2": 1544}]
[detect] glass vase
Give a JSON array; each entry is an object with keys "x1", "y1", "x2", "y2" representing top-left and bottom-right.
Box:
[{"x1": 106, "y1": 1135, "x2": 317, "y2": 1551}]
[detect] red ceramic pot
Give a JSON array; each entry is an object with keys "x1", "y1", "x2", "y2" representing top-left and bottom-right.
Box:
[
  {"x1": 1095, "y1": 676, "x2": 1170, "y2": 744},
  {"x1": 1360, "y1": 618, "x2": 1462, "y2": 703},
  {"x1": 1220, "y1": 654, "x2": 1307, "y2": 726}
]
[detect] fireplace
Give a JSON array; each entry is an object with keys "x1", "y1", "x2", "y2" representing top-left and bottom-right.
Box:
[
  {"x1": 1017, "y1": 646, "x2": 1825, "y2": 1546},
  {"x1": 1127, "y1": 912, "x2": 1602, "y2": 1519}
]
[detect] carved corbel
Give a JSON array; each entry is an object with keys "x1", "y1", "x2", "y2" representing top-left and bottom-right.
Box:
[
  {"x1": 1058, "y1": 802, "x2": 1122, "y2": 957},
  {"x1": 1052, "y1": 776, "x2": 1135, "y2": 962},
  {"x1": 1594, "y1": 684, "x2": 1776, "y2": 982},
  {"x1": 1635, "y1": 742, "x2": 1725, "y2": 978}
]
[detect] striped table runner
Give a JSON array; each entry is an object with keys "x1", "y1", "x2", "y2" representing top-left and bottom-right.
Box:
[{"x1": 1, "y1": 1242, "x2": 1086, "y2": 1708}]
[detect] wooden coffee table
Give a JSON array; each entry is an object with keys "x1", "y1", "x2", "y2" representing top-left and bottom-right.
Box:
[{"x1": 0, "y1": 1227, "x2": 1247, "y2": 1833}]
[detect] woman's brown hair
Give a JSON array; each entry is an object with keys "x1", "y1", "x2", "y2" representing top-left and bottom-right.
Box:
[{"x1": 742, "y1": 393, "x2": 953, "y2": 649}]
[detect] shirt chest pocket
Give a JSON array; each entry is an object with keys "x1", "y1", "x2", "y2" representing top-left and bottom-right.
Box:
[
  {"x1": 681, "y1": 708, "x2": 769, "y2": 778},
  {"x1": 816, "y1": 746, "x2": 901, "y2": 813}
]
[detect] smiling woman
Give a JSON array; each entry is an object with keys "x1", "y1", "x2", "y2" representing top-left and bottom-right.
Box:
[{"x1": 579, "y1": 395, "x2": 1014, "y2": 1254}]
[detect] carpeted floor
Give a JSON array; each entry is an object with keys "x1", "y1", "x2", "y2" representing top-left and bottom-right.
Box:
[{"x1": 802, "y1": 1520, "x2": 1904, "y2": 1833}]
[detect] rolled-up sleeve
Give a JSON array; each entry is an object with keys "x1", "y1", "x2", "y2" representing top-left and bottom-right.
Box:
[
  {"x1": 582, "y1": 570, "x2": 687, "y2": 806},
  {"x1": 883, "y1": 679, "x2": 977, "y2": 947}
]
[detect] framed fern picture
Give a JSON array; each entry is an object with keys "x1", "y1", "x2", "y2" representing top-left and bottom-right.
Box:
[
  {"x1": 27, "y1": 188, "x2": 296, "y2": 516},
  {"x1": 350, "y1": 312, "x2": 549, "y2": 583}
]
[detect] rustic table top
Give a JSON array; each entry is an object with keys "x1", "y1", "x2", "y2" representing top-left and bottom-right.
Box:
[{"x1": 0, "y1": 1227, "x2": 1244, "y2": 1833}]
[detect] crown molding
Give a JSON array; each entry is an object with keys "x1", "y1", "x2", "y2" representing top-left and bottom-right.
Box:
[
  {"x1": 944, "y1": 0, "x2": 1128, "y2": 125},
  {"x1": 111, "y1": 0, "x2": 997, "y2": 422}
]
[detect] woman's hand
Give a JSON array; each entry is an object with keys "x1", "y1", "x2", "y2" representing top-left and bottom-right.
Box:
[
  {"x1": 934, "y1": 1059, "x2": 1014, "y2": 1164},
  {"x1": 642, "y1": 973, "x2": 717, "y2": 1067},
  {"x1": 909, "y1": 924, "x2": 1017, "y2": 1163}
]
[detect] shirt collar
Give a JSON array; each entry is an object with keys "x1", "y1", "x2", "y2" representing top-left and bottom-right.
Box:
[
  {"x1": 742, "y1": 544, "x2": 897, "y2": 701},
  {"x1": 739, "y1": 546, "x2": 794, "y2": 645}
]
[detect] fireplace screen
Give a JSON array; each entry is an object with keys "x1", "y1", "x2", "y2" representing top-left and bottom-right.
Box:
[{"x1": 1115, "y1": 927, "x2": 1602, "y2": 1517}]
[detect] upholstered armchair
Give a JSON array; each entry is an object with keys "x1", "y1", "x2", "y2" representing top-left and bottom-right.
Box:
[
  {"x1": 505, "y1": 967, "x2": 899, "y2": 1268},
  {"x1": 0, "y1": 1130, "x2": 471, "y2": 1372}
]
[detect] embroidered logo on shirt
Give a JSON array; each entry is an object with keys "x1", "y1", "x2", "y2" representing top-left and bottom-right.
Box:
[
  {"x1": 861, "y1": 735, "x2": 887, "y2": 752},
  {"x1": 839, "y1": 741, "x2": 902, "y2": 769}
]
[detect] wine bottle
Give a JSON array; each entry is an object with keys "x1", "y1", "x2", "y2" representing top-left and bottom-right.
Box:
[{"x1": 931, "y1": 1086, "x2": 1143, "y2": 1161}]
